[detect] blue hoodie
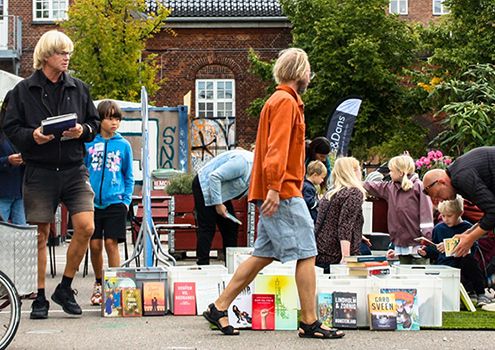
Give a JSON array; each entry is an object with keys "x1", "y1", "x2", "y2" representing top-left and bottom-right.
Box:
[{"x1": 85, "y1": 133, "x2": 134, "y2": 209}]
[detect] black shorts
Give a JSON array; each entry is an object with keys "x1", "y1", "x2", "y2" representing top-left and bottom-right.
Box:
[
  {"x1": 23, "y1": 164, "x2": 94, "y2": 223},
  {"x1": 92, "y1": 203, "x2": 128, "y2": 243}
]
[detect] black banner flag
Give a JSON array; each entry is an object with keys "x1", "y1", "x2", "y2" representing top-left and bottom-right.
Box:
[{"x1": 325, "y1": 97, "x2": 362, "y2": 156}]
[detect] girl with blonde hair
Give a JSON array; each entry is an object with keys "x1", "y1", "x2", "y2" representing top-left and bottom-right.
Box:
[
  {"x1": 364, "y1": 154, "x2": 434, "y2": 264},
  {"x1": 315, "y1": 157, "x2": 366, "y2": 271}
]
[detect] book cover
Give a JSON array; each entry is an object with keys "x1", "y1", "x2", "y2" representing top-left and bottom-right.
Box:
[
  {"x1": 195, "y1": 279, "x2": 222, "y2": 316},
  {"x1": 41, "y1": 113, "x2": 77, "y2": 138},
  {"x1": 228, "y1": 283, "x2": 253, "y2": 329},
  {"x1": 444, "y1": 237, "x2": 469, "y2": 257},
  {"x1": 225, "y1": 212, "x2": 242, "y2": 225},
  {"x1": 332, "y1": 292, "x2": 358, "y2": 329},
  {"x1": 317, "y1": 293, "x2": 333, "y2": 328},
  {"x1": 254, "y1": 275, "x2": 298, "y2": 330},
  {"x1": 102, "y1": 273, "x2": 124, "y2": 317},
  {"x1": 368, "y1": 293, "x2": 397, "y2": 331},
  {"x1": 380, "y1": 288, "x2": 420, "y2": 331},
  {"x1": 252, "y1": 294, "x2": 275, "y2": 330},
  {"x1": 173, "y1": 282, "x2": 196, "y2": 315},
  {"x1": 348, "y1": 266, "x2": 390, "y2": 277},
  {"x1": 143, "y1": 281, "x2": 166, "y2": 316},
  {"x1": 413, "y1": 236, "x2": 435, "y2": 246},
  {"x1": 459, "y1": 283, "x2": 476, "y2": 312},
  {"x1": 122, "y1": 287, "x2": 143, "y2": 317},
  {"x1": 344, "y1": 255, "x2": 387, "y2": 263},
  {"x1": 346, "y1": 261, "x2": 389, "y2": 268}
]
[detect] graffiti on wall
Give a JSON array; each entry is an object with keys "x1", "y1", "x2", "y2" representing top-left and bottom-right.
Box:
[{"x1": 190, "y1": 116, "x2": 236, "y2": 171}]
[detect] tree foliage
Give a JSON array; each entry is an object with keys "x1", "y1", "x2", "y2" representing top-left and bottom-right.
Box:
[
  {"x1": 254, "y1": 0, "x2": 427, "y2": 159},
  {"x1": 430, "y1": 64, "x2": 495, "y2": 156},
  {"x1": 61, "y1": 0, "x2": 171, "y2": 101}
]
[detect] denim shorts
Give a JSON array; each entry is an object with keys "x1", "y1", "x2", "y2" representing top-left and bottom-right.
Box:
[
  {"x1": 253, "y1": 197, "x2": 317, "y2": 263},
  {"x1": 23, "y1": 164, "x2": 94, "y2": 223}
]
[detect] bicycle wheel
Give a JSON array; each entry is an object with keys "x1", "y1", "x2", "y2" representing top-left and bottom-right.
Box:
[{"x1": 0, "y1": 271, "x2": 21, "y2": 350}]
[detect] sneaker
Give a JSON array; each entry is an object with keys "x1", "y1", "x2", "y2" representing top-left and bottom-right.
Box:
[
  {"x1": 482, "y1": 302, "x2": 495, "y2": 312},
  {"x1": 476, "y1": 294, "x2": 494, "y2": 307},
  {"x1": 90, "y1": 283, "x2": 103, "y2": 306},
  {"x1": 51, "y1": 283, "x2": 82, "y2": 315},
  {"x1": 469, "y1": 292, "x2": 478, "y2": 305},
  {"x1": 30, "y1": 296, "x2": 49, "y2": 319}
]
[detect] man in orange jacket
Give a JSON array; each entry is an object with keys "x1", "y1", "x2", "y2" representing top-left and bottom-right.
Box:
[{"x1": 203, "y1": 48, "x2": 344, "y2": 339}]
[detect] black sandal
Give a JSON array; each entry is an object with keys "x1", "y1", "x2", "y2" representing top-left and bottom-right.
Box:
[
  {"x1": 298, "y1": 320, "x2": 345, "y2": 339},
  {"x1": 203, "y1": 303, "x2": 240, "y2": 336}
]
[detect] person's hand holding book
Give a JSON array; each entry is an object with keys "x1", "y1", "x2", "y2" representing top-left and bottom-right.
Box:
[
  {"x1": 62, "y1": 123, "x2": 84, "y2": 140},
  {"x1": 33, "y1": 126, "x2": 54, "y2": 144}
]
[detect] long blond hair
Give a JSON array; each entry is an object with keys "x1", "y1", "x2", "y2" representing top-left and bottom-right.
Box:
[
  {"x1": 325, "y1": 157, "x2": 366, "y2": 200},
  {"x1": 388, "y1": 155, "x2": 416, "y2": 192}
]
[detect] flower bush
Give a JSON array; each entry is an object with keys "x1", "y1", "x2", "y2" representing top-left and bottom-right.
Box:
[{"x1": 415, "y1": 150, "x2": 453, "y2": 179}]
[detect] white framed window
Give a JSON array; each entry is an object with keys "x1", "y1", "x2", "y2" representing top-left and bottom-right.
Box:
[
  {"x1": 195, "y1": 79, "x2": 235, "y2": 118},
  {"x1": 33, "y1": 0, "x2": 68, "y2": 21},
  {"x1": 433, "y1": 0, "x2": 450, "y2": 15},
  {"x1": 389, "y1": 0, "x2": 408, "y2": 15}
]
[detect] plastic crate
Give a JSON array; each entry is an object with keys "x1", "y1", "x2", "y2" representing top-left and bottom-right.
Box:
[{"x1": 0, "y1": 222, "x2": 37, "y2": 296}]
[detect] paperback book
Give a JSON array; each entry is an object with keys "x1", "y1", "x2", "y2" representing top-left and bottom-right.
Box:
[
  {"x1": 173, "y1": 282, "x2": 196, "y2": 315},
  {"x1": 413, "y1": 236, "x2": 435, "y2": 246},
  {"x1": 251, "y1": 294, "x2": 275, "y2": 330},
  {"x1": 459, "y1": 283, "x2": 476, "y2": 312},
  {"x1": 102, "y1": 271, "x2": 130, "y2": 317},
  {"x1": 380, "y1": 288, "x2": 420, "y2": 331},
  {"x1": 143, "y1": 281, "x2": 166, "y2": 316},
  {"x1": 317, "y1": 293, "x2": 333, "y2": 328},
  {"x1": 444, "y1": 237, "x2": 470, "y2": 257},
  {"x1": 344, "y1": 255, "x2": 387, "y2": 263},
  {"x1": 122, "y1": 287, "x2": 143, "y2": 317},
  {"x1": 254, "y1": 275, "x2": 298, "y2": 330},
  {"x1": 228, "y1": 283, "x2": 253, "y2": 328},
  {"x1": 332, "y1": 292, "x2": 358, "y2": 329},
  {"x1": 368, "y1": 293, "x2": 397, "y2": 331}
]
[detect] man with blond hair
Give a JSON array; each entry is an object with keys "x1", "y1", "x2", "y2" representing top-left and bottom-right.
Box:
[
  {"x1": 2, "y1": 30, "x2": 99, "y2": 319},
  {"x1": 202, "y1": 48, "x2": 344, "y2": 339},
  {"x1": 422, "y1": 146, "x2": 495, "y2": 258}
]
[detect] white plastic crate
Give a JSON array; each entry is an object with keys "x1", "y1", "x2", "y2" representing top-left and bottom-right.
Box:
[
  {"x1": 226, "y1": 247, "x2": 254, "y2": 273},
  {"x1": 392, "y1": 264, "x2": 460, "y2": 311},
  {"x1": 166, "y1": 265, "x2": 228, "y2": 314},
  {"x1": 370, "y1": 274, "x2": 443, "y2": 327},
  {"x1": 317, "y1": 275, "x2": 373, "y2": 327}
]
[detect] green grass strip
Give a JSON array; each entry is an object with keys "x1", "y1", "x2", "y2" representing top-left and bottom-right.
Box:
[{"x1": 424, "y1": 311, "x2": 495, "y2": 329}]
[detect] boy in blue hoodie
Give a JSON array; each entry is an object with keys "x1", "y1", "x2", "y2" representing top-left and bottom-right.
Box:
[{"x1": 85, "y1": 100, "x2": 134, "y2": 305}]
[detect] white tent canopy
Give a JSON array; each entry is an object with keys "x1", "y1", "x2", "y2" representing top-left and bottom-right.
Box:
[{"x1": 0, "y1": 70, "x2": 23, "y2": 101}]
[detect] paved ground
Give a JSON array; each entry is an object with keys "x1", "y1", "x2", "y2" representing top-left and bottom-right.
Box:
[{"x1": 8, "y1": 241, "x2": 495, "y2": 350}]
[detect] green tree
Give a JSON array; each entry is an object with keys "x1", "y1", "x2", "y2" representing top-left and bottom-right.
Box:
[
  {"x1": 61, "y1": 0, "x2": 171, "y2": 101},
  {"x1": 248, "y1": 0, "x2": 427, "y2": 159},
  {"x1": 421, "y1": 0, "x2": 495, "y2": 75},
  {"x1": 430, "y1": 64, "x2": 495, "y2": 156}
]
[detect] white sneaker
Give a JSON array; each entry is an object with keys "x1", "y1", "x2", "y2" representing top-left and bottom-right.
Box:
[
  {"x1": 481, "y1": 302, "x2": 495, "y2": 312},
  {"x1": 477, "y1": 294, "x2": 494, "y2": 307}
]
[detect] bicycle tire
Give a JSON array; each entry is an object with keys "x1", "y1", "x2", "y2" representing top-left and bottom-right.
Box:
[{"x1": 0, "y1": 271, "x2": 21, "y2": 350}]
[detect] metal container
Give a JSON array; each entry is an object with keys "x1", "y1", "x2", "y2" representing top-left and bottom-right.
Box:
[{"x1": 0, "y1": 222, "x2": 38, "y2": 296}]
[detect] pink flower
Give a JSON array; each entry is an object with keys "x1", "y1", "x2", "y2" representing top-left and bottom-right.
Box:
[
  {"x1": 444, "y1": 158, "x2": 452, "y2": 165},
  {"x1": 428, "y1": 150, "x2": 437, "y2": 160},
  {"x1": 416, "y1": 160, "x2": 423, "y2": 168},
  {"x1": 435, "y1": 150, "x2": 443, "y2": 158},
  {"x1": 422, "y1": 157, "x2": 431, "y2": 166}
]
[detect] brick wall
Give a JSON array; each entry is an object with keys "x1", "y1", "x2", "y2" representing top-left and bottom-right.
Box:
[
  {"x1": 147, "y1": 27, "x2": 292, "y2": 148},
  {"x1": 387, "y1": 0, "x2": 443, "y2": 24}
]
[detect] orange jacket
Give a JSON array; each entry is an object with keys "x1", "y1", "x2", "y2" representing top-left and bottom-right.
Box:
[{"x1": 248, "y1": 85, "x2": 306, "y2": 202}]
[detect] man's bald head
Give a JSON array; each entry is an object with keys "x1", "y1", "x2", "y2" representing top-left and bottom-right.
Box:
[
  {"x1": 422, "y1": 168, "x2": 456, "y2": 206},
  {"x1": 423, "y1": 169, "x2": 447, "y2": 185}
]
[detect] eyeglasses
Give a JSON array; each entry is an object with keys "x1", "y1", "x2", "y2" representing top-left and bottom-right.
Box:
[
  {"x1": 55, "y1": 51, "x2": 73, "y2": 57},
  {"x1": 422, "y1": 180, "x2": 439, "y2": 195}
]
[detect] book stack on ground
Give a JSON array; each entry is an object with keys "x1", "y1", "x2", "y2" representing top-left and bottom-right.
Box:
[{"x1": 344, "y1": 255, "x2": 390, "y2": 277}]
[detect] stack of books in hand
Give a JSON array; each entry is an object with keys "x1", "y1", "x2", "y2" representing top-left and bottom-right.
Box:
[
  {"x1": 41, "y1": 113, "x2": 77, "y2": 139},
  {"x1": 344, "y1": 255, "x2": 390, "y2": 277}
]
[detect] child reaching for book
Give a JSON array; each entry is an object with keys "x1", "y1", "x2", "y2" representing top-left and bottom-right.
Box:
[
  {"x1": 85, "y1": 100, "x2": 134, "y2": 305},
  {"x1": 315, "y1": 157, "x2": 367, "y2": 272},
  {"x1": 364, "y1": 154, "x2": 434, "y2": 265},
  {"x1": 303, "y1": 160, "x2": 327, "y2": 223},
  {"x1": 418, "y1": 196, "x2": 493, "y2": 307}
]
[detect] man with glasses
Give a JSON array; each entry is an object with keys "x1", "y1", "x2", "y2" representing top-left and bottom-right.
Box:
[
  {"x1": 422, "y1": 146, "x2": 495, "y2": 258},
  {"x1": 2, "y1": 30, "x2": 99, "y2": 319}
]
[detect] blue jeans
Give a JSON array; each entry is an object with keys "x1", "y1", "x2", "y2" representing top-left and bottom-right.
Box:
[{"x1": 0, "y1": 198, "x2": 26, "y2": 225}]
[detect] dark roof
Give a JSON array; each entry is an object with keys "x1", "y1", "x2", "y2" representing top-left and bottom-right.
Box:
[{"x1": 147, "y1": 0, "x2": 284, "y2": 18}]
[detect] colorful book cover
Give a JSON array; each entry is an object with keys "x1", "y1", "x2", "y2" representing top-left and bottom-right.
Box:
[
  {"x1": 102, "y1": 273, "x2": 124, "y2": 317},
  {"x1": 332, "y1": 292, "x2": 358, "y2": 329},
  {"x1": 444, "y1": 237, "x2": 470, "y2": 257},
  {"x1": 143, "y1": 281, "x2": 166, "y2": 316},
  {"x1": 122, "y1": 287, "x2": 143, "y2": 317},
  {"x1": 317, "y1": 293, "x2": 333, "y2": 328},
  {"x1": 368, "y1": 293, "x2": 397, "y2": 331},
  {"x1": 251, "y1": 294, "x2": 275, "y2": 330},
  {"x1": 228, "y1": 283, "x2": 253, "y2": 328},
  {"x1": 380, "y1": 288, "x2": 420, "y2": 330},
  {"x1": 173, "y1": 282, "x2": 196, "y2": 315},
  {"x1": 254, "y1": 275, "x2": 298, "y2": 330}
]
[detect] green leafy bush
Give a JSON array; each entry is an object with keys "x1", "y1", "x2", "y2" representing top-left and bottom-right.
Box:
[{"x1": 165, "y1": 173, "x2": 195, "y2": 195}]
